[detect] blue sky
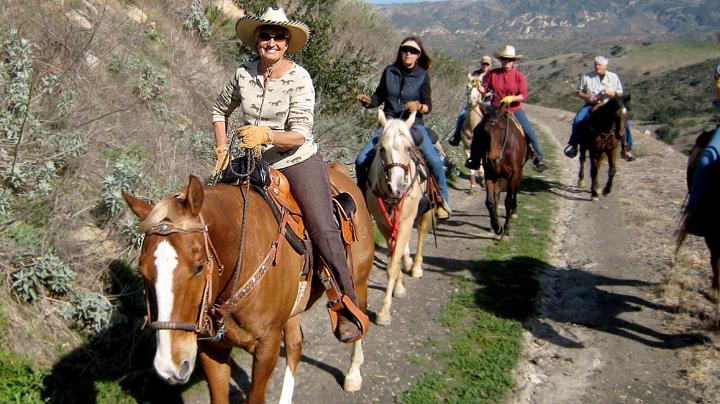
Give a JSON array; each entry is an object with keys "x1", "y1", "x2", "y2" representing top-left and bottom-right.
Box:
[{"x1": 367, "y1": 0, "x2": 445, "y2": 3}]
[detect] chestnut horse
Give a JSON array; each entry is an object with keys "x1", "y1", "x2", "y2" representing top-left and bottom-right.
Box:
[
  {"x1": 577, "y1": 95, "x2": 631, "y2": 200},
  {"x1": 677, "y1": 129, "x2": 720, "y2": 321},
  {"x1": 365, "y1": 109, "x2": 434, "y2": 326},
  {"x1": 460, "y1": 86, "x2": 485, "y2": 192},
  {"x1": 123, "y1": 164, "x2": 374, "y2": 404},
  {"x1": 472, "y1": 104, "x2": 527, "y2": 238}
]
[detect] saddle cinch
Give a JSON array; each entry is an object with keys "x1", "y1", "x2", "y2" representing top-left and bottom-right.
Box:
[{"x1": 219, "y1": 157, "x2": 365, "y2": 339}]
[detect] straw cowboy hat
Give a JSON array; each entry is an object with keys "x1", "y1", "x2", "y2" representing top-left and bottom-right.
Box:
[
  {"x1": 235, "y1": 7, "x2": 310, "y2": 54},
  {"x1": 495, "y1": 45, "x2": 523, "y2": 60}
]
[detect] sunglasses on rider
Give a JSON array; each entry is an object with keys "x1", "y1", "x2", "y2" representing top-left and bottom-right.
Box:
[
  {"x1": 482, "y1": 62, "x2": 490, "y2": 66},
  {"x1": 258, "y1": 32, "x2": 289, "y2": 42},
  {"x1": 400, "y1": 46, "x2": 421, "y2": 55}
]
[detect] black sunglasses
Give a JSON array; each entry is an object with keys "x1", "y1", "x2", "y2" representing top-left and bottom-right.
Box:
[
  {"x1": 482, "y1": 62, "x2": 490, "y2": 66},
  {"x1": 400, "y1": 46, "x2": 421, "y2": 55},
  {"x1": 258, "y1": 32, "x2": 289, "y2": 42}
]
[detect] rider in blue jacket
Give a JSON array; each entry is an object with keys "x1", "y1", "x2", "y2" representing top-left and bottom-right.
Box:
[
  {"x1": 356, "y1": 36, "x2": 451, "y2": 219},
  {"x1": 685, "y1": 64, "x2": 720, "y2": 236}
]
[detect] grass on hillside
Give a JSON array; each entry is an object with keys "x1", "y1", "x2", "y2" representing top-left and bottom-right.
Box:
[
  {"x1": 400, "y1": 136, "x2": 557, "y2": 403},
  {"x1": 613, "y1": 41, "x2": 720, "y2": 74}
]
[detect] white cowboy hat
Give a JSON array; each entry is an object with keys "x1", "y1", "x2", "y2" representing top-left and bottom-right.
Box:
[
  {"x1": 494, "y1": 45, "x2": 523, "y2": 60},
  {"x1": 235, "y1": 7, "x2": 310, "y2": 55}
]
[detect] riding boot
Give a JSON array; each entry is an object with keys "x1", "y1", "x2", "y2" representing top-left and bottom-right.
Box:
[
  {"x1": 319, "y1": 233, "x2": 369, "y2": 343},
  {"x1": 466, "y1": 129, "x2": 483, "y2": 169},
  {"x1": 621, "y1": 143, "x2": 637, "y2": 161}
]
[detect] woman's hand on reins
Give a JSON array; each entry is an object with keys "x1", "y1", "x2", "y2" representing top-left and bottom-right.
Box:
[
  {"x1": 211, "y1": 145, "x2": 229, "y2": 177},
  {"x1": 405, "y1": 101, "x2": 422, "y2": 112},
  {"x1": 237, "y1": 125, "x2": 273, "y2": 149},
  {"x1": 357, "y1": 94, "x2": 372, "y2": 107}
]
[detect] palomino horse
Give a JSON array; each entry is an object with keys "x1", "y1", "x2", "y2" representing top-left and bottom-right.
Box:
[
  {"x1": 461, "y1": 86, "x2": 486, "y2": 193},
  {"x1": 577, "y1": 95, "x2": 631, "y2": 201},
  {"x1": 365, "y1": 109, "x2": 434, "y2": 326},
  {"x1": 123, "y1": 165, "x2": 374, "y2": 404},
  {"x1": 677, "y1": 129, "x2": 720, "y2": 321},
  {"x1": 472, "y1": 104, "x2": 527, "y2": 238}
]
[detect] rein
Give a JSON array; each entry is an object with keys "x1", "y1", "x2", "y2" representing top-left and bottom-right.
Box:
[
  {"x1": 373, "y1": 145, "x2": 421, "y2": 256},
  {"x1": 485, "y1": 113, "x2": 510, "y2": 164}
]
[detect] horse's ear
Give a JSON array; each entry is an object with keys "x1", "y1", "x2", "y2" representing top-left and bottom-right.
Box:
[
  {"x1": 624, "y1": 93, "x2": 631, "y2": 104},
  {"x1": 185, "y1": 175, "x2": 204, "y2": 216},
  {"x1": 377, "y1": 109, "x2": 387, "y2": 127},
  {"x1": 405, "y1": 110, "x2": 417, "y2": 129},
  {"x1": 123, "y1": 192, "x2": 152, "y2": 220}
]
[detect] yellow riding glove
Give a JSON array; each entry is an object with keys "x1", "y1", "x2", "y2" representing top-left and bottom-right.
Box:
[
  {"x1": 237, "y1": 125, "x2": 273, "y2": 149},
  {"x1": 357, "y1": 94, "x2": 372, "y2": 107},
  {"x1": 471, "y1": 78, "x2": 482, "y2": 89},
  {"x1": 211, "y1": 145, "x2": 229, "y2": 178},
  {"x1": 500, "y1": 95, "x2": 522, "y2": 105},
  {"x1": 405, "y1": 101, "x2": 422, "y2": 112}
]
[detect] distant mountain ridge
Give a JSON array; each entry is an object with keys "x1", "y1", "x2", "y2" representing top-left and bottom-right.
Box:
[{"x1": 374, "y1": 0, "x2": 720, "y2": 58}]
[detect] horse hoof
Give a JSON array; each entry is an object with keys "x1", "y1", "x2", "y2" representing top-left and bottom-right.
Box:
[
  {"x1": 577, "y1": 180, "x2": 585, "y2": 188},
  {"x1": 344, "y1": 375, "x2": 363, "y2": 392},
  {"x1": 592, "y1": 195, "x2": 599, "y2": 201},
  {"x1": 394, "y1": 285, "x2": 407, "y2": 298},
  {"x1": 510, "y1": 213, "x2": 518, "y2": 219},
  {"x1": 602, "y1": 188, "x2": 611, "y2": 196},
  {"x1": 376, "y1": 313, "x2": 391, "y2": 326},
  {"x1": 493, "y1": 225, "x2": 504, "y2": 235},
  {"x1": 411, "y1": 267, "x2": 423, "y2": 278}
]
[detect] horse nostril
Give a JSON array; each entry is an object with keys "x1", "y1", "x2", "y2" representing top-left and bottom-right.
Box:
[{"x1": 177, "y1": 360, "x2": 191, "y2": 381}]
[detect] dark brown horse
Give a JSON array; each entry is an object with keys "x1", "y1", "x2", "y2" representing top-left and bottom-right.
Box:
[
  {"x1": 677, "y1": 130, "x2": 720, "y2": 321},
  {"x1": 122, "y1": 164, "x2": 374, "y2": 403},
  {"x1": 472, "y1": 104, "x2": 527, "y2": 238},
  {"x1": 577, "y1": 95, "x2": 631, "y2": 200}
]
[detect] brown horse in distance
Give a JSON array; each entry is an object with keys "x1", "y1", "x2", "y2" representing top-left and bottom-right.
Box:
[
  {"x1": 472, "y1": 103, "x2": 527, "y2": 238},
  {"x1": 123, "y1": 165, "x2": 374, "y2": 404},
  {"x1": 677, "y1": 130, "x2": 720, "y2": 322},
  {"x1": 577, "y1": 95, "x2": 631, "y2": 200}
]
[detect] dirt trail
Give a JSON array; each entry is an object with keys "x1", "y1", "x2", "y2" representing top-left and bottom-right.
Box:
[
  {"x1": 514, "y1": 104, "x2": 712, "y2": 403},
  {"x1": 182, "y1": 104, "x2": 716, "y2": 403}
]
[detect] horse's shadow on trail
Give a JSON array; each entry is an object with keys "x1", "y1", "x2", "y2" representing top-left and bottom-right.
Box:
[
  {"x1": 38, "y1": 259, "x2": 254, "y2": 403},
  {"x1": 455, "y1": 255, "x2": 708, "y2": 350}
]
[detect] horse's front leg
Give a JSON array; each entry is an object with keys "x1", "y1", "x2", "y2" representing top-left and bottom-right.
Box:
[
  {"x1": 279, "y1": 316, "x2": 303, "y2": 404},
  {"x1": 603, "y1": 148, "x2": 617, "y2": 196},
  {"x1": 502, "y1": 179, "x2": 520, "y2": 238},
  {"x1": 344, "y1": 340, "x2": 365, "y2": 392},
  {"x1": 198, "y1": 343, "x2": 233, "y2": 404},
  {"x1": 590, "y1": 153, "x2": 601, "y2": 201},
  {"x1": 377, "y1": 211, "x2": 416, "y2": 325},
  {"x1": 578, "y1": 147, "x2": 587, "y2": 188},
  {"x1": 411, "y1": 209, "x2": 434, "y2": 278},
  {"x1": 247, "y1": 329, "x2": 283, "y2": 404},
  {"x1": 486, "y1": 179, "x2": 502, "y2": 235}
]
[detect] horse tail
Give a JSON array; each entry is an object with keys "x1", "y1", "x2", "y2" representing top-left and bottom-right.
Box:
[{"x1": 675, "y1": 193, "x2": 690, "y2": 255}]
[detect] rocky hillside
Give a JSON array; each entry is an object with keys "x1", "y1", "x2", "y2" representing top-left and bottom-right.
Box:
[{"x1": 374, "y1": 0, "x2": 720, "y2": 59}]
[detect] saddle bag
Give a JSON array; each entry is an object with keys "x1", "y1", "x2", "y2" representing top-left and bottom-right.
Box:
[{"x1": 219, "y1": 156, "x2": 271, "y2": 188}]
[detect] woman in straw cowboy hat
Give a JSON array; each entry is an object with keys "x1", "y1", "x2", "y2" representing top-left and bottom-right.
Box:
[
  {"x1": 467, "y1": 45, "x2": 547, "y2": 172},
  {"x1": 355, "y1": 35, "x2": 452, "y2": 219},
  {"x1": 210, "y1": 7, "x2": 368, "y2": 342}
]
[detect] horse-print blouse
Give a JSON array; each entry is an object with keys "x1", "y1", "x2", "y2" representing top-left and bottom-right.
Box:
[{"x1": 211, "y1": 59, "x2": 318, "y2": 169}]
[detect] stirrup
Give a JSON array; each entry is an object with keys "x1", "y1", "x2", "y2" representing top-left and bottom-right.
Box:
[
  {"x1": 328, "y1": 295, "x2": 369, "y2": 343},
  {"x1": 564, "y1": 144, "x2": 578, "y2": 158}
]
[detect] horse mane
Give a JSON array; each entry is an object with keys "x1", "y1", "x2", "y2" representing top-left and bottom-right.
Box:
[{"x1": 138, "y1": 196, "x2": 203, "y2": 234}]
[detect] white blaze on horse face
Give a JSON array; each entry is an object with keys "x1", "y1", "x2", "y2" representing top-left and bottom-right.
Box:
[{"x1": 153, "y1": 240, "x2": 182, "y2": 380}]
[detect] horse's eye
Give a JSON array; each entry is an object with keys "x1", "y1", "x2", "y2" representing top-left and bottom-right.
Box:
[{"x1": 193, "y1": 264, "x2": 205, "y2": 276}]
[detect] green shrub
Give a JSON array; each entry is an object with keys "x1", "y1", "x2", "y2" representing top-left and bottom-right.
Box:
[
  {"x1": 61, "y1": 291, "x2": 115, "y2": 334},
  {"x1": 11, "y1": 252, "x2": 76, "y2": 302},
  {"x1": 100, "y1": 157, "x2": 143, "y2": 218},
  {"x1": 183, "y1": 0, "x2": 211, "y2": 41},
  {"x1": 0, "y1": 351, "x2": 47, "y2": 403}
]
